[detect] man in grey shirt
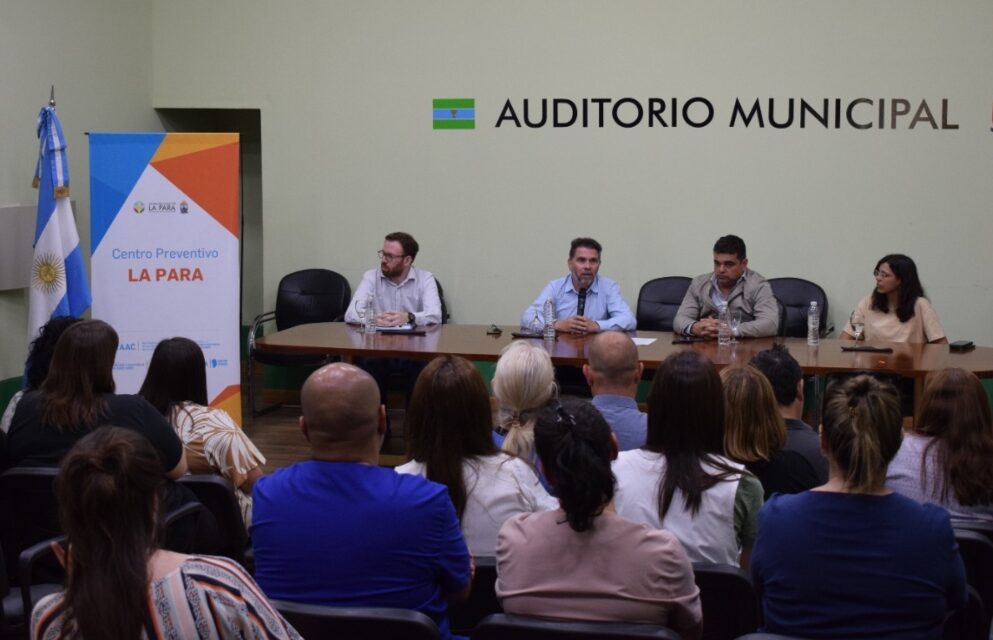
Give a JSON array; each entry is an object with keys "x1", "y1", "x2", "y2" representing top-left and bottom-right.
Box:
[
  {"x1": 750, "y1": 344, "x2": 829, "y2": 483},
  {"x1": 673, "y1": 234, "x2": 779, "y2": 338}
]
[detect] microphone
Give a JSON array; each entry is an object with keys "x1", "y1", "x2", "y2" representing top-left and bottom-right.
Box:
[{"x1": 577, "y1": 288, "x2": 588, "y2": 316}]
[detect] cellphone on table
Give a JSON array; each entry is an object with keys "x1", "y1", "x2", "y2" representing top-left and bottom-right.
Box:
[{"x1": 949, "y1": 340, "x2": 975, "y2": 352}]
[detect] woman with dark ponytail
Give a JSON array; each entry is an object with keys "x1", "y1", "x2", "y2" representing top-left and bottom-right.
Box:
[
  {"x1": 496, "y1": 398, "x2": 702, "y2": 639},
  {"x1": 751, "y1": 375, "x2": 966, "y2": 639},
  {"x1": 31, "y1": 427, "x2": 300, "y2": 640}
]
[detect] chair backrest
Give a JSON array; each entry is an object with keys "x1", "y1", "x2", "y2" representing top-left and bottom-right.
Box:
[
  {"x1": 271, "y1": 600, "x2": 441, "y2": 640},
  {"x1": 734, "y1": 634, "x2": 812, "y2": 640},
  {"x1": 176, "y1": 475, "x2": 247, "y2": 565},
  {"x1": 0, "y1": 467, "x2": 60, "y2": 584},
  {"x1": 274, "y1": 269, "x2": 351, "y2": 330},
  {"x1": 953, "y1": 528, "x2": 993, "y2": 632},
  {"x1": 471, "y1": 613, "x2": 681, "y2": 639},
  {"x1": 692, "y1": 562, "x2": 761, "y2": 640},
  {"x1": 942, "y1": 585, "x2": 986, "y2": 640},
  {"x1": 637, "y1": 277, "x2": 692, "y2": 332},
  {"x1": 449, "y1": 556, "x2": 499, "y2": 633},
  {"x1": 767, "y1": 277, "x2": 829, "y2": 338},
  {"x1": 435, "y1": 278, "x2": 451, "y2": 324}
]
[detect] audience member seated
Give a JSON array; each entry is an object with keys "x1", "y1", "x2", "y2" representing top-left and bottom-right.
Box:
[
  {"x1": 720, "y1": 365, "x2": 821, "y2": 499},
  {"x1": 1, "y1": 316, "x2": 81, "y2": 434},
  {"x1": 582, "y1": 332, "x2": 647, "y2": 450},
  {"x1": 496, "y1": 398, "x2": 702, "y2": 640},
  {"x1": 139, "y1": 337, "x2": 267, "y2": 526},
  {"x1": 887, "y1": 368, "x2": 993, "y2": 522},
  {"x1": 673, "y1": 234, "x2": 779, "y2": 339},
  {"x1": 251, "y1": 363, "x2": 471, "y2": 640},
  {"x1": 840, "y1": 253, "x2": 947, "y2": 343},
  {"x1": 613, "y1": 350, "x2": 763, "y2": 568},
  {"x1": 396, "y1": 355, "x2": 556, "y2": 556},
  {"x1": 492, "y1": 341, "x2": 557, "y2": 478},
  {"x1": 31, "y1": 427, "x2": 300, "y2": 640},
  {"x1": 752, "y1": 375, "x2": 966, "y2": 639},
  {"x1": 749, "y1": 344, "x2": 828, "y2": 482},
  {"x1": 5, "y1": 320, "x2": 186, "y2": 480}
]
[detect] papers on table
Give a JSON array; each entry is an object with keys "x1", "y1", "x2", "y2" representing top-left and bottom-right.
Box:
[{"x1": 632, "y1": 337, "x2": 656, "y2": 346}]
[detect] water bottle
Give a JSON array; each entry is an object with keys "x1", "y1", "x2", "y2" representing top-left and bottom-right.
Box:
[
  {"x1": 363, "y1": 296, "x2": 376, "y2": 334},
  {"x1": 543, "y1": 298, "x2": 556, "y2": 340},
  {"x1": 807, "y1": 301, "x2": 820, "y2": 346},
  {"x1": 717, "y1": 305, "x2": 731, "y2": 346}
]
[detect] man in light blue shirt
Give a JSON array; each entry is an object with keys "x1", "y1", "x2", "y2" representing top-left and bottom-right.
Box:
[
  {"x1": 521, "y1": 237, "x2": 636, "y2": 333},
  {"x1": 583, "y1": 331, "x2": 646, "y2": 450}
]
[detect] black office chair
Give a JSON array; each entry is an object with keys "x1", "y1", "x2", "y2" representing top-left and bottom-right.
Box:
[
  {"x1": 471, "y1": 613, "x2": 681, "y2": 639},
  {"x1": 943, "y1": 585, "x2": 987, "y2": 640},
  {"x1": 953, "y1": 528, "x2": 993, "y2": 633},
  {"x1": 0, "y1": 468, "x2": 61, "y2": 588},
  {"x1": 1, "y1": 539, "x2": 62, "y2": 633},
  {"x1": 449, "y1": 556, "x2": 500, "y2": 634},
  {"x1": 247, "y1": 268, "x2": 351, "y2": 416},
  {"x1": 692, "y1": 562, "x2": 761, "y2": 640},
  {"x1": 636, "y1": 277, "x2": 692, "y2": 332},
  {"x1": 435, "y1": 278, "x2": 451, "y2": 324},
  {"x1": 734, "y1": 634, "x2": 811, "y2": 640},
  {"x1": 176, "y1": 475, "x2": 248, "y2": 566},
  {"x1": 271, "y1": 600, "x2": 441, "y2": 640},
  {"x1": 767, "y1": 277, "x2": 830, "y2": 338}
]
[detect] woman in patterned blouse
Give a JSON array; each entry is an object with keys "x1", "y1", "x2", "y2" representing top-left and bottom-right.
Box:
[
  {"x1": 32, "y1": 427, "x2": 299, "y2": 640},
  {"x1": 139, "y1": 337, "x2": 266, "y2": 526}
]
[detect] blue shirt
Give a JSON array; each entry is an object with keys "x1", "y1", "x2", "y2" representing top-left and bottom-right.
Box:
[
  {"x1": 521, "y1": 274, "x2": 635, "y2": 331},
  {"x1": 252, "y1": 461, "x2": 470, "y2": 640},
  {"x1": 591, "y1": 394, "x2": 646, "y2": 451},
  {"x1": 752, "y1": 491, "x2": 966, "y2": 640}
]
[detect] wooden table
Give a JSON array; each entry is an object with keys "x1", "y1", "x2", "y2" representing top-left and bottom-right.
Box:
[{"x1": 256, "y1": 323, "x2": 993, "y2": 380}]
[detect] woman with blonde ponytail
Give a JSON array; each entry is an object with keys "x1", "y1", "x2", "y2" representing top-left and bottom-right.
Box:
[
  {"x1": 491, "y1": 341, "x2": 557, "y2": 482},
  {"x1": 751, "y1": 375, "x2": 966, "y2": 639}
]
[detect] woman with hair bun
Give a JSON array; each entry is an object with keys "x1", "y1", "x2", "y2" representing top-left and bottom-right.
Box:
[
  {"x1": 887, "y1": 367, "x2": 993, "y2": 522},
  {"x1": 841, "y1": 254, "x2": 946, "y2": 343},
  {"x1": 31, "y1": 427, "x2": 300, "y2": 640},
  {"x1": 496, "y1": 398, "x2": 702, "y2": 639},
  {"x1": 752, "y1": 375, "x2": 966, "y2": 639}
]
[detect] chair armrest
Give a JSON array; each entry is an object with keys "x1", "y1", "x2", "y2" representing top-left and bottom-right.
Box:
[
  {"x1": 248, "y1": 311, "x2": 276, "y2": 354},
  {"x1": 19, "y1": 535, "x2": 67, "y2": 618}
]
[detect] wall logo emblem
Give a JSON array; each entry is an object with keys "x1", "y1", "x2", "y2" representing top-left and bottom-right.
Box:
[
  {"x1": 434, "y1": 98, "x2": 475, "y2": 129},
  {"x1": 31, "y1": 252, "x2": 65, "y2": 294},
  {"x1": 180, "y1": 201, "x2": 189, "y2": 214},
  {"x1": 133, "y1": 201, "x2": 145, "y2": 214}
]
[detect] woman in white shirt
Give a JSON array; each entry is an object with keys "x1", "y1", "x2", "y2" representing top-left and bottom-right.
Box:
[{"x1": 397, "y1": 355, "x2": 556, "y2": 556}]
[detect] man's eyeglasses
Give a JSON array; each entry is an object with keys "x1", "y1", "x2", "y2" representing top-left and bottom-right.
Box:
[{"x1": 378, "y1": 250, "x2": 406, "y2": 262}]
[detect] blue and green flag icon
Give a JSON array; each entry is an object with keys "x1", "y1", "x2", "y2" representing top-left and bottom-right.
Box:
[{"x1": 433, "y1": 99, "x2": 475, "y2": 129}]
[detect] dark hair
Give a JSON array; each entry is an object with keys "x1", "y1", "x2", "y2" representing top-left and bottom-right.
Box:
[
  {"x1": 139, "y1": 337, "x2": 209, "y2": 416},
  {"x1": 645, "y1": 350, "x2": 741, "y2": 519},
  {"x1": 57, "y1": 427, "x2": 163, "y2": 640},
  {"x1": 750, "y1": 343, "x2": 802, "y2": 407},
  {"x1": 821, "y1": 375, "x2": 902, "y2": 492},
  {"x1": 405, "y1": 355, "x2": 498, "y2": 521},
  {"x1": 870, "y1": 254, "x2": 926, "y2": 322},
  {"x1": 534, "y1": 398, "x2": 614, "y2": 532},
  {"x1": 569, "y1": 237, "x2": 602, "y2": 259},
  {"x1": 385, "y1": 231, "x2": 419, "y2": 260},
  {"x1": 915, "y1": 368, "x2": 993, "y2": 506},
  {"x1": 24, "y1": 316, "x2": 82, "y2": 390},
  {"x1": 713, "y1": 235, "x2": 746, "y2": 260},
  {"x1": 41, "y1": 320, "x2": 118, "y2": 429}
]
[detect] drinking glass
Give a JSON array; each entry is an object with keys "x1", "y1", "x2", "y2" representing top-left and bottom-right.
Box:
[
  {"x1": 729, "y1": 310, "x2": 742, "y2": 343},
  {"x1": 850, "y1": 311, "x2": 864, "y2": 343}
]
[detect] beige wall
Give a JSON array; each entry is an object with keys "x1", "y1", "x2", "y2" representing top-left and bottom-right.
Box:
[
  {"x1": 0, "y1": 0, "x2": 160, "y2": 379},
  {"x1": 150, "y1": 0, "x2": 993, "y2": 344}
]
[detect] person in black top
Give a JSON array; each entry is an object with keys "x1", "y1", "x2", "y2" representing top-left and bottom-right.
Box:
[{"x1": 720, "y1": 364, "x2": 820, "y2": 499}]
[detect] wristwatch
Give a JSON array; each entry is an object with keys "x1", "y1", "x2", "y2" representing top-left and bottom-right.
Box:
[{"x1": 407, "y1": 312, "x2": 415, "y2": 325}]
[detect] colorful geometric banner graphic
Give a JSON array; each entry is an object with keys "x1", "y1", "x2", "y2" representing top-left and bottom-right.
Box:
[
  {"x1": 433, "y1": 98, "x2": 475, "y2": 129},
  {"x1": 89, "y1": 133, "x2": 242, "y2": 423}
]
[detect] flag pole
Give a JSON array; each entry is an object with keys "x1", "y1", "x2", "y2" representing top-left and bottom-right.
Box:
[{"x1": 49, "y1": 85, "x2": 55, "y2": 107}]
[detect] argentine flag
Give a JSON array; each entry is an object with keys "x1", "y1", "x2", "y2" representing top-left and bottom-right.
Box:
[{"x1": 28, "y1": 105, "x2": 91, "y2": 340}]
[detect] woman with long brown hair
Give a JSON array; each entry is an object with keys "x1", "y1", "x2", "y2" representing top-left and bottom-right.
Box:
[
  {"x1": 721, "y1": 365, "x2": 820, "y2": 499},
  {"x1": 752, "y1": 375, "x2": 966, "y2": 638},
  {"x1": 397, "y1": 355, "x2": 555, "y2": 555},
  {"x1": 31, "y1": 427, "x2": 299, "y2": 640},
  {"x1": 887, "y1": 367, "x2": 993, "y2": 521},
  {"x1": 5, "y1": 319, "x2": 186, "y2": 478},
  {"x1": 613, "y1": 350, "x2": 763, "y2": 568}
]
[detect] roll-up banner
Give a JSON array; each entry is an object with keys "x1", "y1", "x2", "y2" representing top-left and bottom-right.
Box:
[{"x1": 89, "y1": 133, "x2": 242, "y2": 424}]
